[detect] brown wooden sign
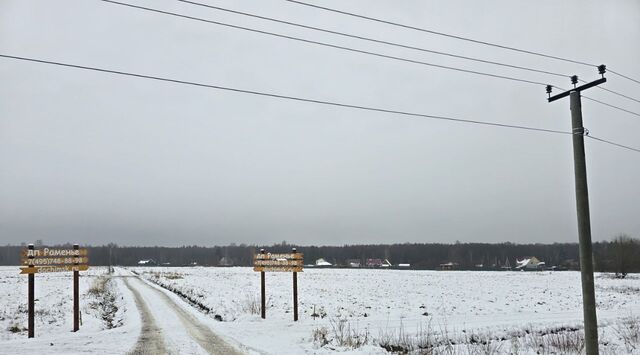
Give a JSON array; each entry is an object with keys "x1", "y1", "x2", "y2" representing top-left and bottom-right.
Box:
[
  {"x1": 253, "y1": 252, "x2": 304, "y2": 272},
  {"x1": 21, "y1": 248, "x2": 88, "y2": 258},
  {"x1": 21, "y1": 244, "x2": 88, "y2": 338},
  {"x1": 253, "y1": 266, "x2": 303, "y2": 272},
  {"x1": 254, "y1": 249, "x2": 302, "y2": 321},
  {"x1": 254, "y1": 253, "x2": 303, "y2": 260},
  {"x1": 254, "y1": 259, "x2": 304, "y2": 266},
  {"x1": 21, "y1": 257, "x2": 89, "y2": 266},
  {"x1": 20, "y1": 264, "x2": 89, "y2": 274}
]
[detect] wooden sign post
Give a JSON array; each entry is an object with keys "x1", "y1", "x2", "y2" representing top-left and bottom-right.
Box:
[
  {"x1": 260, "y1": 249, "x2": 266, "y2": 319},
  {"x1": 73, "y1": 244, "x2": 80, "y2": 332},
  {"x1": 20, "y1": 244, "x2": 90, "y2": 338},
  {"x1": 253, "y1": 248, "x2": 303, "y2": 321},
  {"x1": 27, "y1": 244, "x2": 34, "y2": 338},
  {"x1": 292, "y1": 248, "x2": 299, "y2": 322}
]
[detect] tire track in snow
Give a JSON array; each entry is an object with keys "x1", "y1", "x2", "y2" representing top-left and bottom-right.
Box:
[
  {"x1": 129, "y1": 276, "x2": 244, "y2": 355},
  {"x1": 123, "y1": 277, "x2": 168, "y2": 355}
]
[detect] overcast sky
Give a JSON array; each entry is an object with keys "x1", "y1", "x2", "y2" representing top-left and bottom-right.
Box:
[{"x1": 1, "y1": 0, "x2": 638, "y2": 247}]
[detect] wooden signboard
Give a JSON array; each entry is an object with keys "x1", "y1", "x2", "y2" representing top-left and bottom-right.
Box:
[
  {"x1": 254, "y1": 253, "x2": 303, "y2": 260},
  {"x1": 20, "y1": 264, "x2": 90, "y2": 274},
  {"x1": 253, "y1": 252, "x2": 304, "y2": 272},
  {"x1": 21, "y1": 244, "x2": 89, "y2": 338},
  {"x1": 21, "y1": 248, "x2": 89, "y2": 258},
  {"x1": 253, "y1": 249, "x2": 303, "y2": 321},
  {"x1": 21, "y1": 257, "x2": 89, "y2": 266}
]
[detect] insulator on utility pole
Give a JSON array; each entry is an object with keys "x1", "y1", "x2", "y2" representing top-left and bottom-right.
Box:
[{"x1": 598, "y1": 64, "x2": 606, "y2": 78}]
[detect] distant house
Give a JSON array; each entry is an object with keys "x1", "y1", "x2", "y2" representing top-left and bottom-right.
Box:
[
  {"x1": 347, "y1": 259, "x2": 361, "y2": 268},
  {"x1": 439, "y1": 262, "x2": 458, "y2": 270},
  {"x1": 366, "y1": 258, "x2": 383, "y2": 267},
  {"x1": 398, "y1": 263, "x2": 411, "y2": 268},
  {"x1": 315, "y1": 258, "x2": 332, "y2": 267},
  {"x1": 138, "y1": 259, "x2": 157, "y2": 266},
  {"x1": 381, "y1": 259, "x2": 392, "y2": 268},
  {"x1": 515, "y1": 256, "x2": 545, "y2": 271}
]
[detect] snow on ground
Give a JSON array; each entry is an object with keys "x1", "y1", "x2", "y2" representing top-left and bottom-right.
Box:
[
  {"x1": 0, "y1": 266, "x2": 139, "y2": 354},
  {"x1": 1, "y1": 265, "x2": 638, "y2": 354},
  {"x1": 132, "y1": 267, "x2": 640, "y2": 354}
]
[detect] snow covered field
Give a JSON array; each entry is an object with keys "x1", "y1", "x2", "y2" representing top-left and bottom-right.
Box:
[
  {"x1": 0, "y1": 266, "x2": 139, "y2": 354},
  {"x1": 133, "y1": 267, "x2": 640, "y2": 354},
  {"x1": 1, "y1": 266, "x2": 639, "y2": 354}
]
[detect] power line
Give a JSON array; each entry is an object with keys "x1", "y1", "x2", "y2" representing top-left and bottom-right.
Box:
[
  {"x1": 98, "y1": 0, "x2": 551, "y2": 87},
  {"x1": 107, "y1": 1, "x2": 640, "y2": 116},
  {"x1": 582, "y1": 96, "x2": 640, "y2": 118},
  {"x1": 2, "y1": 54, "x2": 638, "y2": 155},
  {"x1": 595, "y1": 86, "x2": 640, "y2": 105},
  {"x1": 609, "y1": 69, "x2": 640, "y2": 86},
  {"x1": 285, "y1": 0, "x2": 640, "y2": 89},
  {"x1": 284, "y1": 0, "x2": 597, "y2": 67},
  {"x1": 174, "y1": 0, "x2": 569, "y2": 80},
  {"x1": 0, "y1": 54, "x2": 568, "y2": 134},
  {"x1": 588, "y1": 136, "x2": 640, "y2": 153}
]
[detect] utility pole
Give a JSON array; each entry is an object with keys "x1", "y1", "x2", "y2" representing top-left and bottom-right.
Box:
[{"x1": 547, "y1": 65, "x2": 607, "y2": 355}]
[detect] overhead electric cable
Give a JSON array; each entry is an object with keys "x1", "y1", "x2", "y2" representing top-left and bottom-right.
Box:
[
  {"x1": 104, "y1": 1, "x2": 640, "y2": 117},
  {"x1": 587, "y1": 136, "x2": 640, "y2": 153},
  {"x1": 595, "y1": 86, "x2": 640, "y2": 105},
  {"x1": 284, "y1": 0, "x2": 597, "y2": 67},
  {"x1": 582, "y1": 96, "x2": 640, "y2": 118},
  {"x1": 180, "y1": 0, "x2": 640, "y2": 106},
  {"x1": 174, "y1": 0, "x2": 569, "y2": 80},
  {"x1": 2, "y1": 54, "x2": 638, "y2": 154},
  {"x1": 609, "y1": 70, "x2": 640, "y2": 86},
  {"x1": 98, "y1": 0, "x2": 552, "y2": 87},
  {"x1": 0, "y1": 54, "x2": 568, "y2": 134},
  {"x1": 285, "y1": 0, "x2": 640, "y2": 88}
]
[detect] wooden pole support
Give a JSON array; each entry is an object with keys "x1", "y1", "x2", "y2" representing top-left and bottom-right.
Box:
[
  {"x1": 260, "y1": 249, "x2": 266, "y2": 319},
  {"x1": 73, "y1": 244, "x2": 79, "y2": 332},
  {"x1": 570, "y1": 92, "x2": 599, "y2": 355},
  {"x1": 292, "y1": 248, "x2": 298, "y2": 322},
  {"x1": 28, "y1": 244, "x2": 34, "y2": 338}
]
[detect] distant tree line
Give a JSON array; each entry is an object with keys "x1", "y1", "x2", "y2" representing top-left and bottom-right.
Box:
[{"x1": 1, "y1": 235, "x2": 638, "y2": 274}]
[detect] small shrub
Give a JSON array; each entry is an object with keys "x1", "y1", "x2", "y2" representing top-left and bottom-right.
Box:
[
  {"x1": 241, "y1": 293, "x2": 261, "y2": 315},
  {"x1": 163, "y1": 272, "x2": 183, "y2": 280},
  {"x1": 544, "y1": 330, "x2": 585, "y2": 354},
  {"x1": 464, "y1": 332, "x2": 503, "y2": 355},
  {"x1": 87, "y1": 277, "x2": 108, "y2": 296},
  {"x1": 87, "y1": 277, "x2": 121, "y2": 329},
  {"x1": 614, "y1": 317, "x2": 640, "y2": 353},
  {"x1": 8, "y1": 324, "x2": 23, "y2": 333},
  {"x1": 311, "y1": 305, "x2": 327, "y2": 319},
  {"x1": 312, "y1": 326, "x2": 329, "y2": 347},
  {"x1": 415, "y1": 322, "x2": 437, "y2": 351},
  {"x1": 378, "y1": 322, "x2": 413, "y2": 354},
  {"x1": 330, "y1": 317, "x2": 369, "y2": 349}
]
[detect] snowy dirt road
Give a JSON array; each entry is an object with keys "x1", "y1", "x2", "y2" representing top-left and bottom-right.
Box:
[
  {"x1": 123, "y1": 277, "x2": 167, "y2": 355},
  {"x1": 121, "y1": 274, "x2": 243, "y2": 355}
]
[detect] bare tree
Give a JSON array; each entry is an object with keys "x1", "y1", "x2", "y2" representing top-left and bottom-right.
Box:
[{"x1": 610, "y1": 234, "x2": 637, "y2": 278}]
